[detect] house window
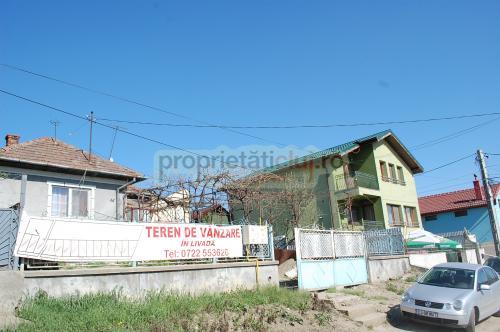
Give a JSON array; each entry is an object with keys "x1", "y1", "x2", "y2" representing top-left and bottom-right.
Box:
[
  {"x1": 388, "y1": 164, "x2": 397, "y2": 183},
  {"x1": 387, "y1": 204, "x2": 403, "y2": 226},
  {"x1": 380, "y1": 161, "x2": 389, "y2": 181},
  {"x1": 49, "y1": 183, "x2": 94, "y2": 218},
  {"x1": 397, "y1": 166, "x2": 405, "y2": 185},
  {"x1": 404, "y1": 206, "x2": 419, "y2": 227},
  {"x1": 424, "y1": 215, "x2": 437, "y2": 221},
  {"x1": 454, "y1": 209, "x2": 468, "y2": 217}
]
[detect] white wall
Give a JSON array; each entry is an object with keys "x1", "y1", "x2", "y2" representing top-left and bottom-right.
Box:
[{"x1": 408, "y1": 252, "x2": 447, "y2": 269}]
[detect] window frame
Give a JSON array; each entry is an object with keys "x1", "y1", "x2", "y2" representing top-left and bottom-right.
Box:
[
  {"x1": 379, "y1": 161, "x2": 389, "y2": 182},
  {"x1": 397, "y1": 166, "x2": 406, "y2": 185},
  {"x1": 387, "y1": 204, "x2": 403, "y2": 226},
  {"x1": 47, "y1": 182, "x2": 95, "y2": 219},
  {"x1": 388, "y1": 163, "x2": 397, "y2": 183},
  {"x1": 404, "y1": 206, "x2": 419, "y2": 227}
]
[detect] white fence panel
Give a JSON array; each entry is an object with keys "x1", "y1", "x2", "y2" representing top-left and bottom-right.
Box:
[
  {"x1": 333, "y1": 232, "x2": 366, "y2": 258},
  {"x1": 299, "y1": 230, "x2": 334, "y2": 259}
]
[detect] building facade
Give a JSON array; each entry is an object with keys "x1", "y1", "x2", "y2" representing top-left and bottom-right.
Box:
[
  {"x1": 420, "y1": 179, "x2": 500, "y2": 249},
  {"x1": 0, "y1": 134, "x2": 144, "y2": 221},
  {"x1": 232, "y1": 130, "x2": 424, "y2": 233}
]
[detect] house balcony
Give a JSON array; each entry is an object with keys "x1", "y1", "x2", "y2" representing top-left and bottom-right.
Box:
[{"x1": 334, "y1": 171, "x2": 379, "y2": 193}]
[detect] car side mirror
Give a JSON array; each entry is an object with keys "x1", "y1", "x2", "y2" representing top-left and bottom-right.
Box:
[{"x1": 480, "y1": 284, "x2": 491, "y2": 291}]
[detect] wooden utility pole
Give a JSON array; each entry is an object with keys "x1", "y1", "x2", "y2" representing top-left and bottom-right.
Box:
[{"x1": 477, "y1": 149, "x2": 500, "y2": 257}]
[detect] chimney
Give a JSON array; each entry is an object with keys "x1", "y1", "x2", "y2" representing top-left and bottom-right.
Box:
[
  {"x1": 473, "y1": 177, "x2": 484, "y2": 200},
  {"x1": 5, "y1": 134, "x2": 20, "y2": 147}
]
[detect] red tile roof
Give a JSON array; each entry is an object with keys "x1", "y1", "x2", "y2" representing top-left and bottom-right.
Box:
[
  {"x1": 419, "y1": 184, "x2": 500, "y2": 215},
  {"x1": 0, "y1": 137, "x2": 144, "y2": 180}
]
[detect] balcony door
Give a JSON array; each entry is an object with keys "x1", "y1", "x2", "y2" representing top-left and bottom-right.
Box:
[{"x1": 362, "y1": 204, "x2": 375, "y2": 221}]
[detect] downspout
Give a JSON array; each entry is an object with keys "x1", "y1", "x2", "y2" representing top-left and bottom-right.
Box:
[{"x1": 116, "y1": 177, "x2": 137, "y2": 221}]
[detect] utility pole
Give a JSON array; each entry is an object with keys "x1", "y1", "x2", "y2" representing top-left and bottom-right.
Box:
[
  {"x1": 88, "y1": 111, "x2": 94, "y2": 163},
  {"x1": 477, "y1": 149, "x2": 500, "y2": 257}
]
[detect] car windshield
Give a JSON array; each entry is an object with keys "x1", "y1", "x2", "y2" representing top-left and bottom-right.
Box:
[
  {"x1": 485, "y1": 259, "x2": 500, "y2": 273},
  {"x1": 418, "y1": 267, "x2": 475, "y2": 289}
]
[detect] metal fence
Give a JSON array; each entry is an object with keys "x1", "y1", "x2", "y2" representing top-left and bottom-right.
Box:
[
  {"x1": 297, "y1": 227, "x2": 407, "y2": 260},
  {"x1": 297, "y1": 228, "x2": 366, "y2": 260},
  {"x1": 363, "y1": 227, "x2": 405, "y2": 256},
  {"x1": 436, "y1": 230, "x2": 476, "y2": 250},
  {"x1": 0, "y1": 208, "x2": 19, "y2": 270}
]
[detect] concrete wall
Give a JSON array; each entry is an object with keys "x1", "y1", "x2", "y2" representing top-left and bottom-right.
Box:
[
  {"x1": 368, "y1": 255, "x2": 410, "y2": 283},
  {"x1": 408, "y1": 252, "x2": 447, "y2": 270},
  {"x1": 0, "y1": 167, "x2": 129, "y2": 220},
  {"x1": 21, "y1": 261, "x2": 278, "y2": 297}
]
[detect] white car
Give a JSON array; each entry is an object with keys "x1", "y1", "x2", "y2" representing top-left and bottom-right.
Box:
[{"x1": 400, "y1": 263, "x2": 500, "y2": 332}]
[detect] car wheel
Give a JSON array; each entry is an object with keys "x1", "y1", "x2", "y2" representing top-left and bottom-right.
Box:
[
  {"x1": 464, "y1": 309, "x2": 476, "y2": 332},
  {"x1": 493, "y1": 309, "x2": 500, "y2": 317}
]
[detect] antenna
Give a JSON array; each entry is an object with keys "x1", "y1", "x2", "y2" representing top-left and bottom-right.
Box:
[
  {"x1": 88, "y1": 111, "x2": 94, "y2": 163},
  {"x1": 108, "y1": 125, "x2": 119, "y2": 160},
  {"x1": 50, "y1": 120, "x2": 60, "y2": 141}
]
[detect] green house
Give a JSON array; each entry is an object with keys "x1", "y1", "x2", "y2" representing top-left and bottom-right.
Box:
[{"x1": 232, "y1": 130, "x2": 424, "y2": 233}]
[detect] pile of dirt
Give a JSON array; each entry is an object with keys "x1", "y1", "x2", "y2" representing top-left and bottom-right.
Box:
[{"x1": 278, "y1": 258, "x2": 297, "y2": 281}]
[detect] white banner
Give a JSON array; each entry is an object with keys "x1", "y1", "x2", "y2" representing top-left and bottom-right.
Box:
[{"x1": 14, "y1": 213, "x2": 243, "y2": 262}]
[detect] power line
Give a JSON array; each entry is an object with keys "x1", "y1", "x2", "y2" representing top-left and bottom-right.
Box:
[
  {"x1": 0, "y1": 89, "x2": 251, "y2": 172},
  {"x1": 409, "y1": 117, "x2": 500, "y2": 151},
  {"x1": 2, "y1": 64, "x2": 500, "y2": 130},
  {"x1": 419, "y1": 153, "x2": 475, "y2": 174},
  {"x1": 416, "y1": 172, "x2": 475, "y2": 190},
  {"x1": 0, "y1": 63, "x2": 284, "y2": 146},
  {"x1": 419, "y1": 180, "x2": 474, "y2": 195},
  {"x1": 96, "y1": 111, "x2": 500, "y2": 129}
]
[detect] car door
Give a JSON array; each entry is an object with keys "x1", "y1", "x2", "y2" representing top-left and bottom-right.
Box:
[
  {"x1": 476, "y1": 268, "x2": 491, "y2": 319},
  {"x1": 484, "y1": 267, "x2": 500, "y2": 316}
]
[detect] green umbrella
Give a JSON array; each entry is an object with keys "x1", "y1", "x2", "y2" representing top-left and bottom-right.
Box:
[{"x1": 406, "y1": 230, "x2": 462, "y2": 249}]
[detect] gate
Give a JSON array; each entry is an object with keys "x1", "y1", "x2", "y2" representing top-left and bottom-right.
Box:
[
  {"x1": 295, "y1": 228, "x2": 368, "y2": 290},
  {"x1": 0, "y1": 208, "x2": 19, "y2": 270}
]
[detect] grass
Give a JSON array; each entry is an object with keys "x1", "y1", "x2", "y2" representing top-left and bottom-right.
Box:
[
  {"x1": 327, "y1": 287, "x2": 365, "y2": 297},
  {"x1": 385, "y1": 282, "x2": 405, "y2": 295},
  {"x1": 8, "y1": 287, "x2": 311, "y2": 332},
  {"x1": 404, "y1": 275, "x2": 417, "y2": 283}
]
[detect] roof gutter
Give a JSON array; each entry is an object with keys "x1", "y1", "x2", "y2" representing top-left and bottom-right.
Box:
[{"x1": 116, "y1": 177, "x2": 138, "y2": 221}]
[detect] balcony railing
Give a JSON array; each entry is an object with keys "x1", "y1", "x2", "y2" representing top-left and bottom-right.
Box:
[
  {"x1": 362, "y1": 220, "x2": 385, "y2": 231},
  {"x1": 334, "y1": 171, "x2": 380, "y2": 192}
]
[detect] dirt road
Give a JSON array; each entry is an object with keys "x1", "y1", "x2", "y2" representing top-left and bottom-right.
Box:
[{"x1": 315, "y1": 269, "x2": 500, "y2": 332}]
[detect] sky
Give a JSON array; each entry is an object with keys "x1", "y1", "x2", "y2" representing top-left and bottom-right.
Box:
[{"x1": 1, "y1": 1, "x2": 500, "y2": 195}]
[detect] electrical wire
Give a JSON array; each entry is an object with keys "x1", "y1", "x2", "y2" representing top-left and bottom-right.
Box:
[
  {"x1": 419, "y1": 153, "x2": 475, "y2": 174},
  {"x1": 0, "y1": 88, "x2": 251, "y2": 172},
  {"x1": 96, "y1": 112, "x2": 500, "y2": 129},
  {"x1": 410, "y1": 117, "x2": 500, "y2": 151},
  {"x1": 0, "y1": 63, "x2": 285, "y2": 146},
  {"x1": 0, "y1": 89, "x2": 485, "y2": 178},
  {"x1": 418, "y1": 180, "x2": 475, "y2": 195},
  {"x1": 2, "y1": 63, "x2": 500, "y2": 130}
]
